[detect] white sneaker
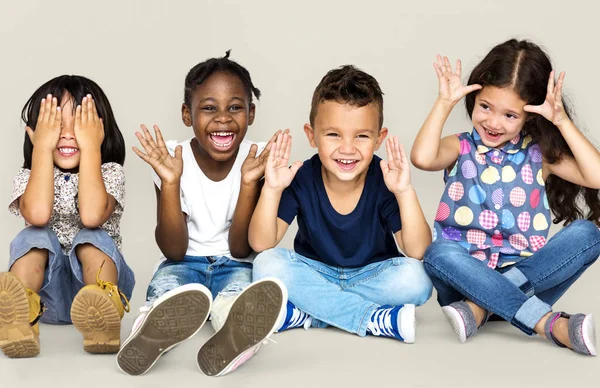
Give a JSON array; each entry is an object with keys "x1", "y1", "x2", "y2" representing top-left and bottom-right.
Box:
[
  {"x1": 117, "y1": 284, "x2": 212, "y2": 375},
  {"x1": 196, "y1": 278, "x2": 288, "y2": 376}
]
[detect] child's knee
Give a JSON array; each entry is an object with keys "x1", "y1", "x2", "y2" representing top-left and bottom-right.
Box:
[
  {"x1": 395, "y1": 259, "x2": 433, "y2": 305},
  {"x1": 253, "y1": 248, "x2": 290, "y2": 280}
]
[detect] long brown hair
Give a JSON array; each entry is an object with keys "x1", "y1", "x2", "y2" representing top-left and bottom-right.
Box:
[{"x1": 465, "y1": 39, "x2": 600, "y2": 225}]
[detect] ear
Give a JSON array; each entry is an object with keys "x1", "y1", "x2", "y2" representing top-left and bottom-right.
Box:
[
  {"x1": 181, "y1": 104, "x2": 192, "y2": 127},
  {"x1": 303, "y1": 123, "x2": 318, "y2": 148},
  {"x1": 248, "y1": 103, "x2": 256, "y2": 125},
  {"x1": 375, "y1": 127, "x2": 388, "y2": 150}
]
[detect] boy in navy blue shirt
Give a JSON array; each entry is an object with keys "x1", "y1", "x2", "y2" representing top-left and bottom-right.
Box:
[{"x1": 249, "y1": 65, "x2": 433, "y2": 343}]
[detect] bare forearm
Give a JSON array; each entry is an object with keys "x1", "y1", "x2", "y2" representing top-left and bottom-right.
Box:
[
  {"x1": 411, "y1": 99, "x2": 454, "y2": 170},
  {"x1": 229, "y1": 182, "x2": 260, "y2": 258},
  {"x1": 557, "y1": 119, "x2": 600, "y2": 187},
  {"x1": 156, "y1": 183, "x2": 189, "y2": 261},
  {"x1": 20, "y1": 148, "x2": 55, "y2": 225},
  {"x1": 396, "y1": 188, "x2": 432, "y2": 260},
  {"x1": 249, "y1": 187, "x2": 282, "y2": 252},
  {"x1": 78, "y1": 150, "x2": 109, "y2": 227}
]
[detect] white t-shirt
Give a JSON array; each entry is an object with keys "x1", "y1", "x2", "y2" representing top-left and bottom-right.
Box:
[{"x1": 152, "y1": 137, "x2": 265, "y2": 262}]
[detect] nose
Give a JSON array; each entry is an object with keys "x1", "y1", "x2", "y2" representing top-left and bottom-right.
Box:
[
  {"x1": 487, "y1": 115, "x2": 502, "y2": 131},
  {"x1": 214, "y1": 110, "x2": 232, "y2": 124},
  {"x1": 60, "y1": 122, "x2": 75, "y2": 140},
  {"x1": 339, "y1": 137, "x2": 356, "y2": 154}
]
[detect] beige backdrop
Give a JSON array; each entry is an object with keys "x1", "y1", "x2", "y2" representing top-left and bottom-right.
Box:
[{"x1": 1, "y1": 1, "x2": 599, "y2": 387}]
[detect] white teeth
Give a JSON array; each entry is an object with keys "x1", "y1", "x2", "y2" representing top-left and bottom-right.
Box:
[
  {"x1": 58, "y1": 148, "x2": 78, "y2": 154},
  {"x1": 210, "y1": 139, "x2": 233, "y2": 147},
  {"x1": 337, "y1": 159, "x2": 357, "y2": 164},
  {"x1": 211, "y1": 132, "x2": 234, "y2": 137},
  {"x1": 486, "y1": 129, "x2": 500, "y2": 136}
]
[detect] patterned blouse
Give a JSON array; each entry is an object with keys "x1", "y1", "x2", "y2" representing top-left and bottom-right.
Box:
[
  {"x1": 433, "y1": 130, "x2": 551, "y2": 269},
  {"x1": 9, "y1": 163, "x2": 125, "y2": 254}
]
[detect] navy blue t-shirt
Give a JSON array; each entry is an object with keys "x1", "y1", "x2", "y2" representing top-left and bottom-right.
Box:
[{"x1": 277, "y1": 154, "x2": 403, "y2": 268}]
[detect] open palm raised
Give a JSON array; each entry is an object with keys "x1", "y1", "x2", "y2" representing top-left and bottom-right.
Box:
[
  {"x1": 132, "y1": 124, "x2": 183, "y2": 185},
  {"x1": 380, "y1": 136, "x2": 412, "y2": 195},
  {"x1": 264, "y1": 132, "x2": 303, "y2": 192},
  {"x1": 434, "y1": 55, "x2": 482, "y2": 105}
]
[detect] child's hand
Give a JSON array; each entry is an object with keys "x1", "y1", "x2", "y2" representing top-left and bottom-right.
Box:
[
  {"x1": 264, "y1": 132, "x2": 302, "y2": 192},
  {"x1": 434, "y1": 55, "x2": 482, "y2": 106},
  {"x1": 381, "y1": 136, "x2": 413, "y2": 195},
  {"x1": 25, "y1": 94, "x2": 61, "y2": 152},
  {"x1": 524, "y1": 71, "x2": 569, "y2": 127},
  {"x1": 132, "y1": 125, "x2": 183, "y2": 186},
  {"x1": 241, "y1": 129, "x2": 289, "y2": 187},
  {"x1": 74, "y1": 95, "x2": 105, "y2": 152}
]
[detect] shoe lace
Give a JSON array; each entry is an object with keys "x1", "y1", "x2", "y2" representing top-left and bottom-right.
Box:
[{"x1": 96, "y1": 260, "x2": 130, "y2": 313}]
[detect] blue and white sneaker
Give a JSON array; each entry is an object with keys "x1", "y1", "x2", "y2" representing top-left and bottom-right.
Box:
[
  {"x1": 278, "y1": 301, "x2": 312, "y2": 332},
  {"x1": 366, "y1": 304, "x2": 415, "y2": 343}
]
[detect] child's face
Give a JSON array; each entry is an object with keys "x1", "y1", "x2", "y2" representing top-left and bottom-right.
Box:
[
  {"x1": 53, "y1": 95, "x2": 80, "y2": 171},
  {"x1": 182, "y1": 72, "x2": 255, "y2": 163},
  {"x1": 472, "y1": 86, "x2": 527, "y2": 148},
  {"x1": 304, "y1": 101, "x2": 387, "y2": 183}
]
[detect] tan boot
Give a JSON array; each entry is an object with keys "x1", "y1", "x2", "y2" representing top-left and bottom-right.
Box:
[
  {"x1": 70, "y1": 262, "x2": 130, "y2": 354},
  {"x1": 0, "y1": 272, "x2": 45, "y2": 358}
]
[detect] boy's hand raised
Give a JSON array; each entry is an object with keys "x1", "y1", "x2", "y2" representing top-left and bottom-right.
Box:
[
  {"x1": 381, "y1": 136, "x2": 413, "y2": 195},
  {"x1": 241, "y1": 129, "x2": 289, "y2": 187},
  {"x1": 132, "y1": 125, "x2": 183, "y2": 186},
  {"x1": 434, "y1": 55, "x2": 482, "y2": 106},
  {"x1": 264, "y1": 132, "x2": 302, "y2": 192}
]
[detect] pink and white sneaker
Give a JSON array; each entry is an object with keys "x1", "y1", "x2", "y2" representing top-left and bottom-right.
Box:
[
  {"x1": 117, "y1": 284, "x2": 212, "y2": 375},
  {"x1": 196, "y1": 278, "x2": 288, "y2": 376}
]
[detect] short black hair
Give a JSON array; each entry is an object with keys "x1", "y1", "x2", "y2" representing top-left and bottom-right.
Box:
[{"x1": 184, "y1": 50, "x2": 260, "y2": 106}]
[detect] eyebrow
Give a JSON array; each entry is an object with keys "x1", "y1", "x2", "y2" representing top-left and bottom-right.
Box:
[
  {"x1": 480, "y1": 99, "x2": 522, "y2": 115},
  {"x1": 198, "y1": 96, "x2": 246, "y2": 103},
  {"x1": 322, "y1": 127, "x2": 376, "y2": 133}
]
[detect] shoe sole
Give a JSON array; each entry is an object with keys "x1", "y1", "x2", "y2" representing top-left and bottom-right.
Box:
[
  {"x1": 117, "y1": 287, "x2": 212, "y2": 376},
  {"x1": 442, "y1": 305, "x2": 467, "y2": 343},
  {"x1": 197, "y1": 278, "x2": 287, "y2": 377},
  {"x1": 0, "y1": 273, "x2": 39, "y2": 358},
  {"x1": 581, "y1": 314, "x2": 597, "y2": 356},
  {"x1": 399, "y1": 304, "x2": 416, "y2": 343},
  {"x1": 70, "y1": 287, "x2": 122, "y2": 354}
]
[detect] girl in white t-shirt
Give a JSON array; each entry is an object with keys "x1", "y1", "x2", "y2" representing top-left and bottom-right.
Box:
[{"x1": 117, "y1": 52, "x2": 287, "y2": 377}]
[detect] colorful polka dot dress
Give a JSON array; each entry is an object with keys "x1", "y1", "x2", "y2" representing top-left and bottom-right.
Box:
[{"x1": 433, "y1": 130, "x2": 551, "y2": 269}]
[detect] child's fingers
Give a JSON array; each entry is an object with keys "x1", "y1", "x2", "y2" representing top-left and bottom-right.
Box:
[
  {"x1": 465, "y1": 84, "x2": 483, "y2": 95},
  {"x1": 547, "y1": 70, "x2": 555, "y2": 96},
  {"x1": 289, "y1": 161, "x2": 303, "y2": 176},
  {"x1": 54, "y1": 106, "x2": 62, "y2": 128},
  {"x1": 283, "y1": 134, "x2": 292, "y2": 162},
  {"x1": 393, "y1": 137, "x2": 402, "y2": 162},
  {"x1": 433, "y1": 62, "x2": 443, "y2": 79},
  {"x1": 91, "y1": 97, "x2": 100, "y2": 122},
  {"x1": 268, "y1": 141, "x2": 277, "y2": 164},
  {"x1": 174, "y1": 145, "x2": 183, "y2": 161},
  {"x1": 385, "y1": 137, "x2": 393, "y2": 161},
  {"x1": 140, "y1": 124, "x2": 158, "y2": 149},
  {"x1": 555, "y1": 71, "x2": 565, "y2": 100},
  {"x1": 247, "y1": 143, "x2": 258, "y2": 159},
  {"x1": 436, "y1": 54, "x2": 444, "y2": 71},
  {"x1": 380, "y1": 159, "x2": 389, "y2": 176},
  {"x1": 75, "y1": 104, "x2": 82, "y2": 126},
  {"x1": 86, "y1": 95, "x2": 94, "y2": 123},
  {"x1": 398, "y1": 143, "x2": 408, "y2": 166},
  {"x1": 36, "y1": 98, "x2": 46, "y2": 124},
  {"x1": 41, "y1": 94, "x2": 52, "y2": 123},
  {"x1": 443, "y1": 56, "x2": 452, "y2": 72},
  {"x1": 135, "y1": 131, "x2": 154, "y2": 154},
  {"x1": 48, "y1": 97, "x2": 58, "y2": 124},
  {"x1": 456, "y1": 59, "x2": 462, "y2": 78},
  {"x1": 131, "y1": 146, "x2": 150, "y2": 162},
  {"x1": 154, "y1": 125, "x2": 166, "y2": 148},
  {"x1": 523, "y1": 104, "x2": 542, "y2": 115}
]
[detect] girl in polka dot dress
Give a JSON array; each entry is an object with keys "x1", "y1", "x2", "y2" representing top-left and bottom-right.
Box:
[
  {"x1": 412, "y1": 39, "x2": 600, "y2": 356},
  {"x1": 0, "y1": 76, "x2": 135, "y2": 358}
]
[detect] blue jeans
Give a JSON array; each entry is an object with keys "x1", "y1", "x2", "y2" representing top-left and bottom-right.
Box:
[
  {"x1": 423, "y1": 220, "x2": 600, "y2": 335},
  {"x1": 8, "y1": 226, "x2": 135, "y2": 325},
  {"x1": 146, "y1": 255, "x2": 252, "y2": 303},
  {"x1": 253, "y1": 248, "x2": 433, "y2": 336}
]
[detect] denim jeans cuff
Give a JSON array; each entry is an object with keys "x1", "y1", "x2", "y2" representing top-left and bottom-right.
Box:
[
  {"x1": 512, "y1": 296, "x2": 551, "y2": 335},
  {"x1": 502, "y1": 267, "x2": 535, "y2": 297}
]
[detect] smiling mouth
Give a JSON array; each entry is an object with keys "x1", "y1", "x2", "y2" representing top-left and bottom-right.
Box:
[
  {"x1": 57, "y1": 147, "x2": 79, "y2": 157},
  {"x1": 484, "y1": 128, "x2": 503, "y2": 138},
  {"x1": 335, "y1": 159, "x2": 359, "y2": 170},
  {"x1": 208, "y1": 131, "x2": 235, "y2": 148}
]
